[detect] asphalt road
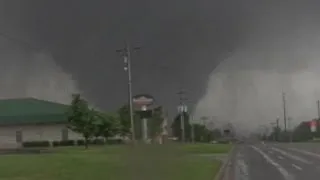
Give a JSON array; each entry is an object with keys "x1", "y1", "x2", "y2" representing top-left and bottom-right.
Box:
[{"x1": 225, "y1": 142, "x2": 320, "y2": 180}]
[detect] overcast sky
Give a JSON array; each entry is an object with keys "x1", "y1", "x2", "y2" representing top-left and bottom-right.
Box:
[
  {"x1": 0, "y1": 0, "x2": 244, "y2": 108},
  {"x1": 1, "y1": 0, "x2": 320, "y2": 132}
]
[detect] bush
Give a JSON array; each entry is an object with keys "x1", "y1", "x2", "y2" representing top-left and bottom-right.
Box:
[
  {"x1": 22, "y1": 141, "x2": 50, "y2": 148},
  {"x1": 52, "y1": 141, "x2": 60, "y2": 147},
  {"x1": 91, "y1": 139, "x2": 105, "y2": 145},
  {"x1": 106, "y1": 139, "x2": 123, "y2": 144},
  {"x1": 75, "y1": 139, "x2": 124, "y2": 146},
  {"x1": 60, "y1": 140, "x2": 75, "y2": 146},
  {"x1": 53, "y1": 140, "x2": 75, "y2": 147},
  {"x1": 217, "y1": 140, "x2": 230, "y2": 144},
  {"x1": 77, "y1": 140, "x2": 85, "y2": 146}
]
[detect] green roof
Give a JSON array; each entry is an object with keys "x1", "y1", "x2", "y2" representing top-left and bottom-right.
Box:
[{"x1": 0, "y1": 98, "x2": 69, "y2": 125}]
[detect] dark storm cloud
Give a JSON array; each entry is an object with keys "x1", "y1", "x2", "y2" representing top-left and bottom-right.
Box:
[
  {"x1": 5, "y1": 0, "x2": 320, "y2": 128},
  {"x1": 195, "y1": 0, "x2": 320, "y2": 134},
  {"x1": 0, "y1": 0, "x2": 251, "y2": 111}
]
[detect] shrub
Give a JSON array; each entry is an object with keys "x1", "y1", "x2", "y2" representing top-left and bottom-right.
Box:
[
  {"x1": 22, "y1": 141, "x2": 50, "y2": 148},
  {"x1": 52, "y1": 141, "x2": 60, "y2": 147},
  {"x1": 77, "y1": 140, "x2": 85, "y2": 146},
  {"x1": 106, "y1": 139, "x2": 123, "y2": 144},
  {"x1": 53, "y1": 140, "x2": 75, "y2": 147},
  {"x1": 60, "y1": 140, "x2": 75, "y2": 146},
  {"x1": 91, "y1": 138, "x2": 105, "y2": 145}
]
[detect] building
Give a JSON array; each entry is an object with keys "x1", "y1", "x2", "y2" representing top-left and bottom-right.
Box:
[{"x1": 0, "y1": 98, "x2": 80, "y2": 148}]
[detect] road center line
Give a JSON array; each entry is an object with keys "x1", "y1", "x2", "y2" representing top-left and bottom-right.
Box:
[
  {"x1": 271, "y1": 147, "x2": 312, "y2": 164},
  {"x1": 278, "y1": 156, "x2": 284, "y2": 160},
  {"x1": 289, "y1": 148, "x2": 320, "y2": 159},
  {"x1": 291, "y1": 164, "x2": 302, "y2": 171},
  {"x1": 251, "y1": 146, "x2": 294, "y2": 180}
]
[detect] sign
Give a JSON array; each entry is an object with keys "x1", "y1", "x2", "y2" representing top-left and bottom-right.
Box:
[
  {"x1": 310, "y1": 120, "x2": 317, "y2": 132},
  {"x1": 133, "y1": 94, "x2": 154, "y2": 106}
]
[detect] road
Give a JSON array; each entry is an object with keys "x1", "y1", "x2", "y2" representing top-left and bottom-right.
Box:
[{"x1": 224, "y1": 142, "x2": 320, "y2": 180}]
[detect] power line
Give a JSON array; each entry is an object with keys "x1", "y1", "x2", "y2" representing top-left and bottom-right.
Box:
[{"x1": 116, "y1": 41, "x2": 140, "y2": 144}]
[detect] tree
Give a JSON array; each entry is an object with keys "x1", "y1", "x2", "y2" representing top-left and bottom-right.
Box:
[
  {"x1": 149, "y1": 106, "x2": 164, "y2": 141},
  {"x1": 67, "y1": 94, "x2": 96, "y2": 149},
  {"x1": 192, "y1": 123, "x2": 207, "y2": 142},
  {"x1": 94, "y1": 112, "x2": 121, "y2": 140},
  {"x1": 117, "y1": 105, "x2": 131, "y2": 137},
  {"x1": 117, "y1": 105, "x2": 142, "y2": 140},
  {"x1": 292, "y1": 121, "x2": 313, "y2": 142},
  {"x1": 171, "y1": 112, "x2": 191, "y2": 141},
  {"x1": 211, "y1": 128, "x2": 222, "y2": 140}
]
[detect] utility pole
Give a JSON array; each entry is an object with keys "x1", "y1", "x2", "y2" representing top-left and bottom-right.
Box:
[
  {"x1": 317, "y1": 100, "x2": 320, "y2": 120},
  {"x1": 270, "y1": 122, "x2": 276, "y2": 141},
  {"x1": 276, "y1": 116, "x2": 280, "y2": 141},
  {"x1": 288, "y1": 117, "x2": 293, "y2": 143},
  {"x1": 177, "y1": 89, "x2": 187, "y2": 142},
  {"x1": 282, "y1": 92, "x2": 287, "y2": 132},
  {"x1": 116, "y1": 42, "x2": 140, "y2": 144},
  {"x1": 190, "y1": 115, "x2": 195, "y2": 143}
]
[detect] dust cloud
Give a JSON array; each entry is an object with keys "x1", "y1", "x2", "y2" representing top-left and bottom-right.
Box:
[
  {"x1": 0, "y1": 38, "x2": 81, "y2": 104},
  {"x1": 194, "y1": 0, "x2": 320, "y2": 134}
]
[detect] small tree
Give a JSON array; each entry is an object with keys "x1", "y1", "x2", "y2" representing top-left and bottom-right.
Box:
[
  {"x1": 149, "y1": 106, "x2": 164, "y2": 141},
  {"x1": 67, "y1": 94, "x2": 96, "y2": 149},
  {"x1": 117, "y1": 105, "x2": 131, "y2": 137},
  {"x1": 171, "y1": 112, "x2": 191, "y2": 141},
  {"x1": 94, "y1": 112, "x2": 121, "y2": 141}
]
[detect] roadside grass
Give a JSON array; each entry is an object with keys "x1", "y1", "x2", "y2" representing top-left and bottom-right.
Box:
[
  {"x1": 0, "y1": 143, "x2": 228, "y2": 180},
  {"x1": 179, "y1": 143, "x2": 232, "y2": 154}
]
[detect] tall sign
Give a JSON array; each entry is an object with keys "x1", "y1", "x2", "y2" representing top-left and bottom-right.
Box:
[
  {"x1": 132, "y1": 94, "x2": 154, "y2": 143},
  {"x1": 310, "y1": 120, "x2": 317, "y2": 132}
]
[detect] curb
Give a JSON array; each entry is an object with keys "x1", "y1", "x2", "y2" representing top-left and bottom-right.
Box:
[{"x1": 213, "y1": 146, "x2": 236, "y2": 180}]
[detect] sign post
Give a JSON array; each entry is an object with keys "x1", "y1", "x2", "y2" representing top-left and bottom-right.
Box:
[
  {"x1": 133, "y1": 94, "x2": 154, "y2": 143},
  {"x1": 310, "y1": 120, "x2": 317, "y2": 140},
  {"x1": 310, "y1": 120, "x2": 317, "y2": 132}
]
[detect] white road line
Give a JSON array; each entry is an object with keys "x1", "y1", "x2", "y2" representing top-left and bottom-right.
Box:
[
  {"x1": 278, "y1": 156, "x2": 284, "y2": 160},
  {"x1": 289, "y1": 148, "x2": 320, "y2": 159},
  {"x1": 291, "y1": 164, "x2": 302, "y2": 171},
  {"x1": 236, "y1": 158, "x2": 249, "y2": 180},
  {"x1": 251, "y1": 146, "x2": 294, "y2": 180},
  {"x1": 271, "y1": 147, "x2": 312, "y2": 164}
]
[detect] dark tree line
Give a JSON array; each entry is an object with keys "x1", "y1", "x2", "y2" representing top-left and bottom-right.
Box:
[
  {"x1": 171, "y1": 112, "x2": 222, "y2": 142},
  {"x1": 67, "y1": 94, "x2": 166, "y2": 148},
  {"x1": 263, "y1": 120, "x2": 320, "y2": 142}
]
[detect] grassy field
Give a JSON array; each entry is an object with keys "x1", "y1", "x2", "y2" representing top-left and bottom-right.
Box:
[{"x1": 0, "y1": 144, "x2": 231, "y2": 180}]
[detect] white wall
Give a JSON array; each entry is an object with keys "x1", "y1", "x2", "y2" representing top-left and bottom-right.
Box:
[{"x1": 0, "y1": 124, "x2": 82, "y2": 148}]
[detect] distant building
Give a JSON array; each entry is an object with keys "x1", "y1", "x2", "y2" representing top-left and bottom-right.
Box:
[{"x1": 0, "y1": 98, "x2": 80, "y2": 148}]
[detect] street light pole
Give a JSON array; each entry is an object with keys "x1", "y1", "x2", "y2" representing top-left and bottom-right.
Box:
[
  {"x1": 276, "y1": 116, "x2": 280, "y2": 141},
  {"x1": 117, "y1": 42, "x2": 140, "y2": 144},
  {"x1": 282, "y1": 92, "x2": 287, "y2": 132},
  {"x1": 288, "y1": 117, "x2": 293, "y2": 143},
  {"x1": 317, "y1": 100, "x2": 320, "y2": 120}
]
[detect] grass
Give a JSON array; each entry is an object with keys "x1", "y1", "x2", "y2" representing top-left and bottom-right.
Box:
[
  {"x1": 179, "y1": 143, "x2": 232, "y2": 154},
  {"x1": 0, "y1": 144, "x2": 231, "y2": 180}
]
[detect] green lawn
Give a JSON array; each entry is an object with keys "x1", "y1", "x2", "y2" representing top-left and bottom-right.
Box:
[
  {"x1": 0, "y1": 144, "x2": 230, "y2": 180},
  {"x1": 179, "y1": 143, "x2": 232, "y2": 154}
]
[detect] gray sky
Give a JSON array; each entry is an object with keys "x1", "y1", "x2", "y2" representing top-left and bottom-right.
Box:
[
  {"x1": 0, "y1": 0, "x2": 245, "y2": 109},
  {"x1": 1, "y1": 0, "x2": 320, "y2": 132}
]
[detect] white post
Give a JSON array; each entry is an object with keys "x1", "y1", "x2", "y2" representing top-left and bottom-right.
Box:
[{"x1": 141, "y1": 105, "x2": 148, "y2": 143}]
